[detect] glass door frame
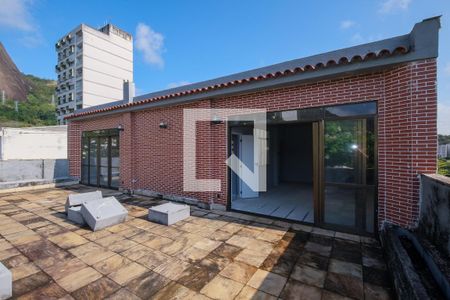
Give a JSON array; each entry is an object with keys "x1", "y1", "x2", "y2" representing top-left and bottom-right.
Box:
[
  {"x1": 81, "y1": 129, "x2": 120, "y2": 190},
  {"x1": 316, "y1": 116, "x2": 378, "y2": 235},
  {"x1": 225, "y1": 102, "x2": 378, "y2": 235}
]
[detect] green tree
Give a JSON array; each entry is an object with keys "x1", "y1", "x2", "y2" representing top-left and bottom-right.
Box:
[{"x1": 0, "y1": 74, "x2": 57, "y2": 127}]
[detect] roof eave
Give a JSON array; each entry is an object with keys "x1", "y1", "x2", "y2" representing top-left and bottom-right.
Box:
[{"x1": 67, "y1": 16, "x2": 440, "y2": 121}]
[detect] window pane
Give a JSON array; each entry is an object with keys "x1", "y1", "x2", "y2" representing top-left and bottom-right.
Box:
[
  {"x1": 89, "y1": 166, "x2": 97, "y2": 185},
  {"x1": 325, "y1": 120, "x2": 362, "y2": 184},
  {"x1": 111, "y1": 167, "x2": 120, "y2": 188},
  {"x1": 325, "y1": 102, "x2": 376, "y2": 118},
  {"x1": 82, "y1": 139, "x2": 89, "y2": 164},
  {"x1": 324, "y1": 185, "x2": 357, "y2": 227},
  {"x1": 81, "y1": 165, "x2": 88, "y2": 184},
  {"x1": 99, "y1": 137, "x2": 108, "y2": 166},
  {"x1": 89, "y1": 138, "x2": 97, "y2": 166}
]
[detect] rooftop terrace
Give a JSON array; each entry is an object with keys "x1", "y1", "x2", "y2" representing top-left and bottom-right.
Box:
[{"x1": 0, "y1": 185, "x2": 392, "y2": 299}]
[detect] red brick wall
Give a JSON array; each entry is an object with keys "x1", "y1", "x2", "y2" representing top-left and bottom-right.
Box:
[{"x1": 68, "y1": 59, "x2": 437, "y2": 228}]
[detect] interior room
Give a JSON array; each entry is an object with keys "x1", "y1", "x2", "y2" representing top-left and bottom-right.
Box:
[{"x1": 230, "y1": 122, "x2": 314, "y2": 223}]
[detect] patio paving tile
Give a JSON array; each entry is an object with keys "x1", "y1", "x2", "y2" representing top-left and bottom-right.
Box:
[
  {"x1": 11, "y1": 262, "x2": 40, "y2": 281},
  {"x1": 247, "y1": 269, "x2": 288, "y2": 297},
  {"x1": 106, "y1": 238, "x2": 138, "y2": 253},
  {"x1": 329, "y1": 259, "x2": 363, "y2": 278},
  {"x1": 56, "y1": 267, "x2": 102, "y2": 292},
  {"x1": 1, "y1": 254, "x2": 29, "y2": 268},
  {"x1": 108, "y1": 261, "x2": 148, "y2": 285},
  {"x1": 69, "y1": 242, "x2": 115, "y2": 265},
  {"x1": 200, "y1": 275, "x2": 244, "y2": 299},
  {"x1": 177, "y1": 263, "x2": 220, "y2": 292},
  {"x1": 16, "y1": 282, "x2": 67, "y2": 300},
  {"x1": 280, "y1": 278, "x2": 322, "y2": 300},
  {"x1": 152, "y1": 281, "x2": 198, "y2": 299},
  {"x1": 235, "y1": 285, "x2": 276, "y2": 300},
  {"x1": 296, "y1": 251, "x2": 329, "y2": 271},
  {"x1": 203, "y1": 253, "x2": 232, "y2": 271},
  {"x1": 324, "y1": 272, "x2": 364, "y2": 299},
  {"x1": 48, "y1": 232, "x2": 88, "y2": 249},
  {"x1": 290, "y1": 264, "x2": 326, "y2": 288},
  {"x1": 211, "y1": 243, "x2": 242, "y2": 259},
  {"x1": 42, "y1": 257, "x2": 86, "y2": 280},
  {"x1": 92, "y1": 254, "x2": 131, "y2": 275},
  {"x1": 121, "y1": 244, "x2": 151, "y2": 261},
  {"x1": 12, "y1": 271, "x2": 51, "y2": 297},
  {"x1": 219, "y1": 261, "x2": 257, "y2": 284},
  {"x1": 304, "y1": 241, "x2": 332, "y2": 257},
  {"x1": 71, "y1": 277, "x2": 120, "y2": 300},
  {"x1": 105, "y1": 288, "x2": 141, "y2": 300},
  {"x1": 137, "y1": 250, "x2": 170, "y2": 269},
  {"x1": 152, "y1": 256, "x2": 191, "y2": 280},
  {"x1": 234, "y1": 248, "x2": 270, "y2": 267},
  {"x1": 126, "y1": 270, "x2": 171, "y2": 298},
  {"x1": 0, "y1": 186, "x2": 392, "y2": 299}
]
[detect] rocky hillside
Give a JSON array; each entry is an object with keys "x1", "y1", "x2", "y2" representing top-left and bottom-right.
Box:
[
  {"x1": 0, "y1": 42, "x2": 30, "y2": 102},
  {"x1": 0, "y1": 75, "x2": 57, "y2": 127}
]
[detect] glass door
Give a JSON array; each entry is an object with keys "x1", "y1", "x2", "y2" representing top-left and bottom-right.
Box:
[
  {"x1": 321, "y1": 118, "x2": 376, "y2": 233},
  {"x1": 81, "y1": 129, "x2": 120, "y2": 189}
]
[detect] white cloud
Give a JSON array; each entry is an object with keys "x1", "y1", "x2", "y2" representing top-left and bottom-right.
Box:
[
  {"x1": 135, "y1": 23, "x2": 164, "y2": 68},
  {"x1": 0, "y1": 0, "x2": 34, "y2": 31},
  {"x1": 438, "y1": 102, "x2": 450, "y2": 135},
  {"x1": 167, "y1": 81, "x2": 191, "y2": 89},
  {"x1": 379, "y1": 0, "x2": 411, "y2": 14},
  {"x1": 0, "y1": 0, "x2": 44, "y2": 48},
  {"x1": 340, "y1": 20, "x2": 356, "y2": 30}
]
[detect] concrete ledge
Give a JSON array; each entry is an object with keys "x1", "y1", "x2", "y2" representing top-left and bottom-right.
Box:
[{"x1": 0, "y1": 178, "x2": 79, "y2": 194}]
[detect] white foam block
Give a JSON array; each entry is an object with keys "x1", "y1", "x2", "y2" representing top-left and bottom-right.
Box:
[
  {"x1": 80, "y1": 196, "x2": 128, "y2": 231},
  {"x1": 0, "y1": 263, "x2": 12, "y2": 300},
  {"x1": 65, "y1": 191, "x2": 103, "y2": 213},
  {"x1": 67, "y1": 206, "x2": 86, "y2": 225},
  {"x1": 148, "y1": 202, "x2": 190, "y2": 226}
]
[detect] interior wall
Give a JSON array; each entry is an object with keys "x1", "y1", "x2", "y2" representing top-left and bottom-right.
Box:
[{"x1": 279, "y1": 123, "x2": 313, "y2": 183}]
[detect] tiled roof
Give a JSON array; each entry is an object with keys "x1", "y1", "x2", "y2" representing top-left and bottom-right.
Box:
[{"x1": 67, "y1": 17, "x2": 440, "y2": 120}]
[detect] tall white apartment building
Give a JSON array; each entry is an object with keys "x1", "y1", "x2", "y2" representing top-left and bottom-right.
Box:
[{"x1": 55, "y1": 23, "x2": 133, "y2": 124}]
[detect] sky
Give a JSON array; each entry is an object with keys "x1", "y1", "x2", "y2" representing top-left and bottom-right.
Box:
[{"x1": 0, "y1": 0, "x2": 449, "y2": 133}]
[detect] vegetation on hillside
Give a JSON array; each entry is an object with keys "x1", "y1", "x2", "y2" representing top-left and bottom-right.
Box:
[
  {"x1": 438, "y1": 134, "x2": 450, "y2": 145},
  {"x1": 0, "y1": 74, "x2": 57, "y2": 127}
]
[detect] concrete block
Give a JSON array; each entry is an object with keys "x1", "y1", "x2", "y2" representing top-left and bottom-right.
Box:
[
  {"x1": 67, "y1": 206, "x2": 86, "y2": 225},
  {"x1": 148, "y1": 202, "x2": 190, "y2": 226},
  {"x1": 65, "y1": 191, "x2": 103, "y2": 213},
  {"x1": 0, "y1": 262, "x2": 12, "y2": 300},
  {"x1": 81, "y1": 196, "x2": 128, "y2": 231}
]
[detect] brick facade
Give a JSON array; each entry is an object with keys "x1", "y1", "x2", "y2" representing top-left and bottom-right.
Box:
[{"x1": 68, "y1": 59, "x2": 437, "y2": 229}]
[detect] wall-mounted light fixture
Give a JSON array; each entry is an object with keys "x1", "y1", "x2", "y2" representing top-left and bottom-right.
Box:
[
  {"x1": 117, "y1": 124, "x2": 125, "y2": 131},
  {"x1": 211, "y1": 115, "x2": 223, "y2": 125},
  {"x1": 159, "y1": 122, "x2": 168, "y2": 129}
]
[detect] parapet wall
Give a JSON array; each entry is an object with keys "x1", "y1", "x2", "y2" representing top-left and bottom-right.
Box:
[{"x1": 418, "y1": 174, "x2": 450, "y2": 257}]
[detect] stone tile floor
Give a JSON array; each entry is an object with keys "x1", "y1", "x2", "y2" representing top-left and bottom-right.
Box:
[{"x1": 0, "y1": 185, "x2": 393, "y2": 299}]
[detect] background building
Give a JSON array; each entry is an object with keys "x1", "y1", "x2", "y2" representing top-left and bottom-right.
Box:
[{"x1": 55, "y1": 24, "x2": 133, "y2": 124}]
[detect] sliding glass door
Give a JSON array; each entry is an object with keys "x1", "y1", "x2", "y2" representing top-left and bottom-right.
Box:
[
  {"x1": 322, "y1": 118, "x2": 376, "y2": 233},
  {"x1": 81, "y1": 129, "x2": 120, "y2": 189}
]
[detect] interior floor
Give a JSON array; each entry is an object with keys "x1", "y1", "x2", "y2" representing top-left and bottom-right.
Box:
[{"x1": 231, "y1": 183, "x2": 314, "y2": 223}]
